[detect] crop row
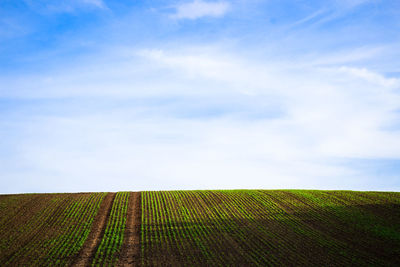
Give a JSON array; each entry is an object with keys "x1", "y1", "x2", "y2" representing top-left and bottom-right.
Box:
[
  {"x1": 1, "y1": 194, "x2": 70, "y2": 264},
  {"x1": 141, "y1": 190, "x2": 285, "y2": 266},
  {"x1": 0, "y1": 193, "x2": 106, "y2": 266},
  {"x1": 282, "y1": 190, "x2": 399, "y2": 265},
  {"x1": 0, "y1": 194, "x2": 41, "y2": 228},
  {"x1": 1, "y1": 190, "x2": 399, "y2": 266},
  {"x1": 92, "y1": 191, "x2": 129, "y2": 267},
  {"x1": 140, "y1": 190, "x2": 400, "y2": 266}
]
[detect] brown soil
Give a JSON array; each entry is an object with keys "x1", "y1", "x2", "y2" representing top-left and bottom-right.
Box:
[
  {"x1": 71, "y1": 192, "x2": 116, "y2": 267},
  {"x1": 117, "y1": 192, "x2": 141, "y2": 267}
]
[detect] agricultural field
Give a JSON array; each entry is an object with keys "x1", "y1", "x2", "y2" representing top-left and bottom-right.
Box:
[
  {"x1": 1, "y1": 190, "x2": 400, "y2": 266},
  {"x1": 0, "y1": 192, "x2": 107, "y2": 266}
]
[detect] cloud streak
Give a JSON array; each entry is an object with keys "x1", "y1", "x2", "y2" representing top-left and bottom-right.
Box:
[{"x1": 170, "y1": 0, "x2": 230, "y2": 20}]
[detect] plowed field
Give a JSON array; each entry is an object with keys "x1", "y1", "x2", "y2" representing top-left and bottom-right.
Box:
[{"x1": 0, "y1": 190, "x2": 399, "y2": 266}]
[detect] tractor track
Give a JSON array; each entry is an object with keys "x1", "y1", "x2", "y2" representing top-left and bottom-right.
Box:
[
  {"x1": 71, "y1": 192, "x2": 116, "y2": 267},
  {"x1": 117, "y1": 192, "x2": 141, "y2": 267}
]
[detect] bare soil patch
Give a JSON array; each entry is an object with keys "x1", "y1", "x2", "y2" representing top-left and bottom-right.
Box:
[
  {"x1": 117, "y1": 192, "x2": 141, "y2": 267},
  {"x1": 71, "y1": 192, "x2": 116, "y2": 267}
]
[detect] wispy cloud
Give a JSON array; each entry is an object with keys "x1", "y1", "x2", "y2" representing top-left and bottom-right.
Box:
[
  {"x1": 81, "y1": 0, "x2": 106, "y2": 9},
  {"x1": 288, "y1": 0, "x2": 371, "y2": 28},
  {"x1": 290, "y1": 9, "x2": 328, "y2": 28},
  {"x1": 170, "y1": 0, "x2": 230, "y2": 20},
  {"x1": 1, "y1": 43, "x2": 400, "y2": 193},
  {"x1": 338, "y1": 66, "x2": 400, "y2": 87},
  {"x1": 1, "y1": 0, "x2": 400, "y2": 193}
]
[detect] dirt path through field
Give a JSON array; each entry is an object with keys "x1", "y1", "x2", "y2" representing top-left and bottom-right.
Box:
[
  {"x1": 71, "y1": 192, "x2": 116, "y2": 267},
  {"x1": 117, "y1": 192, "x2": 141, "y2": 266}
]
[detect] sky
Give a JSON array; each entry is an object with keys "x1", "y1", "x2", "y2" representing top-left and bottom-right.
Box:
[{"x1": 1, "y1": 0, "x2": 400, "y2": 193}]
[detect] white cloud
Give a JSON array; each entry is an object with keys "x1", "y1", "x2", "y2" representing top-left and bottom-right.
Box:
[
  {"x1": 2, "y1": 0, "x2": 400, "y2": 194},
  {"x1": 0, "y1": 112, "x2": 364, "y2": 193},
  {"x1": 81, "y1": 0, "x2": 106, "y2": 9},
  {"x1": 338, "y1": 66, "x2": 399, "y2": 87},
  {"x1": 137, "y1": 47, "x2": 400, "y2": 160},
  {"x1": 171, "y1": 0, "x2": 230, "y2": 20},
  {"x1": 1, "y1": 44, "x2": 400, "y2": 193}
]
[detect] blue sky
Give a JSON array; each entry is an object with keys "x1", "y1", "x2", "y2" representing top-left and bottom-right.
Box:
[{"x1": 1, "y1": 0, "x2": 400, "y2": 193}]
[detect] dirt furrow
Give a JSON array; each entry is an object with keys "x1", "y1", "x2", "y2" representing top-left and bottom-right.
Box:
[
  {"x1": 117, "y1": 192, "x2": 141, "y2": 267},
  {"x1": 71, "y1": 192, "x2": 116, "y2": 267}
]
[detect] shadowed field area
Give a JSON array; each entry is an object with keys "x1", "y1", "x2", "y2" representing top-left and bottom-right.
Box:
[
  {"x1": 0, "y1": 190, "x2": 399, "y2": 266},
  {"x1": 141, "y1": 190, "x2": 400, "y2": 266}
]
